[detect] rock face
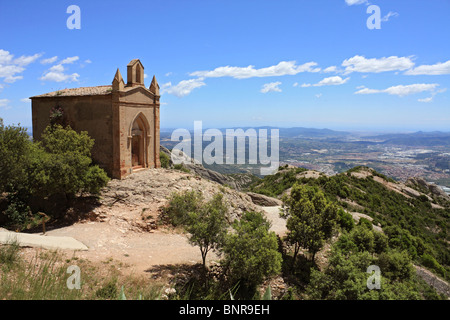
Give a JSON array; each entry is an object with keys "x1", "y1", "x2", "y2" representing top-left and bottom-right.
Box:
[
  {"x1": 101, "y1": 167, "x2": 259, "y2": 222},
  {"x1": 414, "y1": 265, "x2": 450, "y2": 297},
  {"x1": 160, "y1": 146, "x2": 255, "y2": 190},
  {"x1": 247, "y1": 192, "x2": 283, "y2": 207},
  {"x1": 406, "y1": 177, "x2": 449, "y2": 199}
]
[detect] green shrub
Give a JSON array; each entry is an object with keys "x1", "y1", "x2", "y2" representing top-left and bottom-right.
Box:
[
  {"x1": 174, "y1": 164, "x2": 190, "y2": 173},
  {"x1": 3, "y1": 193, "x2": 32, "y2": 229},
  {"x1": 421, "y1": 254, "x2": 446, "y2": 277},
  {"x1": 349, "y1": 225, "x2": 375, "y2": 253},
  {"x1": 337, "y1": 208, "x2": 355, "y2": 232},
  {"x1": 281, "y1": 183, "x2": 338, "y2": 262},
  {"x1": 185, "y1": 194, "x2": 228, "y2": 268},
  {"x1": 358, "y1": 217, "x2": 373, "y2": 230},
  {"x1": 378, "y1": 250, "x2": 414, "y2": 281},
  {"x1": 160, "y1": 151, "x2": 170, "y2": 169},
  {"x1": 221, "y1": 211, "x2": 282, "y2": 297},
  {"x1": 162, "y1": 190, "x2": 204, "y2": 226}
]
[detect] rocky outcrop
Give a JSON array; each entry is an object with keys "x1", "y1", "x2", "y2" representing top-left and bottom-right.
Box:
[
  {"x1": 406, "y1": 177, "x2": 449, "y2": 199},
  {"x1": 160, "y1": 146, "x2": 255, "y2": 190},
  {"x1": 101, "y1": 167, "x2": 259, "y2": 222},
  {"x1": 247, "y1": 192, "x2": 283, "y2": 207},
  {"x1": 414, "y1": 265, "x2": 450, "y2": 297}
]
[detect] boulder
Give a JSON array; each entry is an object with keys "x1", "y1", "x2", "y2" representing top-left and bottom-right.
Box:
[{"x1": 246, "y1": 192, "x2": 283, "y2": 207}]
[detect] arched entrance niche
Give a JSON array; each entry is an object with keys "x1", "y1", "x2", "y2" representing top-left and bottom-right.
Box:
[{"x1": 129, "y1": 113, "x2": 150, "y2": 169}]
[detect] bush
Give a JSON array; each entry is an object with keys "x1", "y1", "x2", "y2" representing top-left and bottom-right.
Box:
[
  {"x1": 28, "y1": 125, "x2": 109, "y2": 198},
  {"x1": 337, "y1": 208, "x2": 355, "y2": 232},
  {"x1": 0, "y1": 120, "x2": 32, "y2": 193},
  {"x1": 281, "y1": 184, "x2": 338, "y2": 262},
  {"x1": 421, "y1": 254, "x2": 446, "y2": 277},
  {"x1": 160, "y1": 151, "x2": 170, "y2": 169},
  {"x1": 185, "y1": 193, "x2": 228, "y2": 268},
  {"x1": 349, "y1": 225, "x2": 375, "y2": 253},
  {"x1": 173, "y1": 164, "x2": 190, "y2": 173},
  {"x1": 221, "y1": 211, "x2": 282, "y2": 297},
  {"x1": 378, "y1": 250, "x2": 414, "y2": 281},
  {"x1": 4, "y1": 193, "x2": 32, "y2": 229},
  {"x1": 162, "y1": 190, "x2": 204, "y2": 226},
  {"x1": 0, "y1": 122, "x2": 110, "y2": 227}
]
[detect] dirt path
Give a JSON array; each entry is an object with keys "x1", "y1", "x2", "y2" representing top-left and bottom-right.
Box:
[{"x1": 40, "y1": 204, "x2": 286, "y2": 276}]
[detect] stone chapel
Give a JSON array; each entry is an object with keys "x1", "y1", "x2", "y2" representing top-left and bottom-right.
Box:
[{"x1": 31, "y1": 59, "x2": 161, "y2": 179}]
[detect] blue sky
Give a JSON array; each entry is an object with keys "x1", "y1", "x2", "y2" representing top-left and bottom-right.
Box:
[{"x1": 0, "y1": 0, "x2": 449, "y2": 132}]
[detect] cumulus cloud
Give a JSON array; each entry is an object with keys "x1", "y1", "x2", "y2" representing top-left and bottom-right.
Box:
[
  {"x1": 40, "y1": 56, "x2": 81, "y2": 83},
  {"x1": 190, "y1": 61, "x2": 321, "y2": 79},
  {"x1": 41, "y1": 56, "x2": 58, "y2": 64},
  {"x1": 323, "y1": 66, "x2": 338, "y2": 73},
  {"x1": 0, "y1": 49, "x2": 41, "y2": 83},
  {"x1": 161, "y1": 78, "x2": 206, "y2": 97},
  {"x1": 40, "y1": 64, "x2": 79, "y2": 82},
  {"x1": 261, "y1": 81, "x2": 282, "y2": 93},
  {"x1": 342, "y1": 55, "x2": 415, "y2": 74},
  {"x1": 354, "y1": 83, "x2": 440, "y2": 97},
  {"x1": 60, "y1": 56, "x2": 79, "y2": 64},
  {"x1": 405, "y1": 60, "x2": 450, "y2": 75},
  {"x1": 302, "y1": 76, "x2": 350, "y2": 87}
]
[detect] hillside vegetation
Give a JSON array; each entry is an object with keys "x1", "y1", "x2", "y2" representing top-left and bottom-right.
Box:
[{"x1": 249, "y1": 165, "x2": 450, "y2": 281}]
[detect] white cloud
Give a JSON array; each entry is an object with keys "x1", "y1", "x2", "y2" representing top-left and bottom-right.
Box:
[
  {"x1": 40, "y1": 64, "x2": 79, "y2": 82},
  {"x1": 261, "y1": 81, "x2": 282, "y2": 93},
  {"x1": 161, "y1": 78, "x2": 206, "y2": 97},
  {"x1": 144, "y1": 74, "x2": 148, "y2": 79},
  {"x1": 314, "y1": 76, "x2": 350, "y2": 87},
  {"x1": 41, "y1": 56, "x2": 58, "y2": 64},
  {"x1": 13, "y1": 53, "x2": 42, "y2": 66},
  {"x1": 40, "y1": 56, "x2": 81, "y2": 83},
  {"x1": 418, "y1": 97, "x2": 433, "y2": 103},
  {"x1": 60, "y1": 56, "x2": 79, "y2": 64},
  {"x1": 293, "y1": 82, "x2": 299, "y2": 87},
  {"x1": 418, "y1": 88, "x2": 447, "y2": 103},
  {"x1": 342, "y1": 55, "x2": 415, "y2": 74},
  {"x1": 302, "y1": 76, "x2": 350, "y2": 87},
  {"x1": 190, "y1": 61, "x2": 321, "y2": 79},
  {"x1": 345, "y1": 0, "x2": 369, "y2": 6},
  {"x1": 405, "y1": 60, "x2": 450, "y2": 75},
  {"x1": 323, "y1": 66, "x2": 338, "y2": 73},
  {"x1": 315, "y1": 93, "x2": 323, "y2": 98},
  {"x1": 165, "y1": 72, "x2": 173, "y2": 77},
  {"x1": 0, "y1": 49, "x2": 41, "y2": 83},
  {"x1": 382, "y1": 11, "x2": 399, "y2": 22},
  {"x1": 355, "y1": 83, "x2": 440, "y2": 97},
  {"x1": 20, "y1": 98, "x2": 30, "y2": 103},
  {"x1": 84, "y1": 59, "x2": 92, "y2": 64},
  {"x1": 0, "y1": 99, "x2": 10, "y2": 109}
]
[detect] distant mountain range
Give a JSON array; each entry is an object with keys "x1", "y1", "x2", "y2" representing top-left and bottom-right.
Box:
[{"x1": 361, "y1": 131, "x2": 450, "y2": 146}]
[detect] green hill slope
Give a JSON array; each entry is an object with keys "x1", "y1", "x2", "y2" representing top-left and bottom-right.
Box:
[{"x1": 248, "y1": 165, "x2": 450, "y2": 280}]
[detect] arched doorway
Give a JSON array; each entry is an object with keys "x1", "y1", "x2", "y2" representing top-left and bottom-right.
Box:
[{"x1": 130, "y1": 114, "x2": 149, "y2": 169}]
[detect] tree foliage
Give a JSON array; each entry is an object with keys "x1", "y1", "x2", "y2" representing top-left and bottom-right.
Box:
[
  {"x1": 185, "y1": 194, "x2": 228, "y2": 269},
  {"x1": 0, "y1": 121, "x2": 109, "y2": 228},
  {"x1": 281, "y1": 183, "x2": 338, "y2": 262},
  {"x1": 221, "y1": 211, "x2": 282, "y2": 294}
]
